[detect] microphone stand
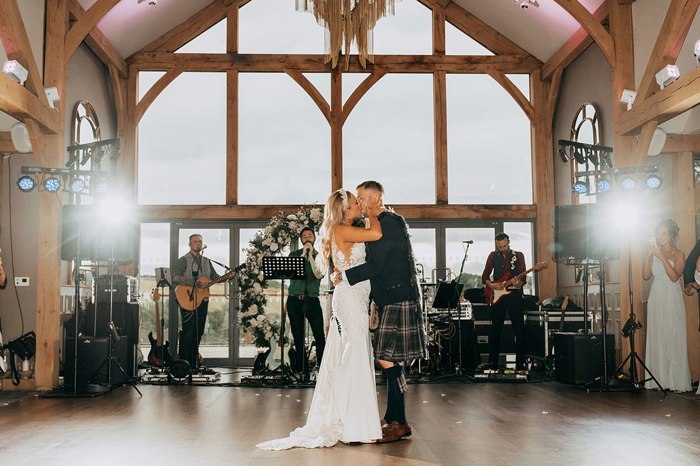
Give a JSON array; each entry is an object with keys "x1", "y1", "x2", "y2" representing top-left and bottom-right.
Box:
[
  {"x1": 191, "y1": 250, "x2": 202, "y2": 373},
  {"x1": 453, "y1": 242, "x2": 471, "y2": 376}
]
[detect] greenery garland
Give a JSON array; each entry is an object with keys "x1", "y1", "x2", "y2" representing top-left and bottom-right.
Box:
[{"x1": 237, "y1": 206, "x2": 324, "y2": 348}]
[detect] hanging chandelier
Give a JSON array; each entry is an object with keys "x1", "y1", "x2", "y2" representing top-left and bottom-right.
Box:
[{"x1": 296, "y1": 0, "x2": 397, "y2": 69}]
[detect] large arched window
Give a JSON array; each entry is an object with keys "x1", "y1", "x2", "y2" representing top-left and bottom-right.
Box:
[{"x1": 570, "y1": 103, "x2": 602, "y2": 204}]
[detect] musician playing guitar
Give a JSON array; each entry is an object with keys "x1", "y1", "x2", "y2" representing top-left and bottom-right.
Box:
[
  {"x1": 481, "y1": 233, "x2": 527, "y2": 371},
  {"x1": 172, "y1": 233, "x2": 234, "y2": 369}
]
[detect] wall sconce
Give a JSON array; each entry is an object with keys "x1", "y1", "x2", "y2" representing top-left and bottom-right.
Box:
[
  {"x1": 620, "y1": 89, "x2": 636, "y2": 110},
  {"x1": 655, "y1": 64, "x2": 680, "y2": 89},
  {"x1": 3, "y1": 60, "x2": 28, "y2": 85}
]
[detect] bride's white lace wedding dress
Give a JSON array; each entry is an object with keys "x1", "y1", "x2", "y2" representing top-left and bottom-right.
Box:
[{"x1": 256, "y1": 240, "x2": 381, "y2": 450}]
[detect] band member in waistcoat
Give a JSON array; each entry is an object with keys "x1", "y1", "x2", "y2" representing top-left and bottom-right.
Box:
[
  {"x1": 172, "y1": 233, "x2": 220, "y2": 368},
  {"x1": 287, "y1": 227, "x2": 326, "y2": 374},
  {"x1": 481, "y1": 233, "x2": 527, "y2": 370}
]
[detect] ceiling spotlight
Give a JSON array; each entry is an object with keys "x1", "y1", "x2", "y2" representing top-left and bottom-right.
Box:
[
  {"x1": 644, "y1": 174, "x2": 662, "y2": 190},
  {"x1": 70, "y1": 178, "x2": 87, "y2": 194},
  {"x1": 620, "y1": 89, "x2": 636, "y2": 110},
  {"x1": 620, "y1": 175, "x2": 637, "y2": 191},
  {"x1": 3, "y1": 60, "x2": 28, "y2": 85},
  {"x1": 513, "y1": 0, "x2": 539, "y2": 8},
  {"x1": 17, "y1": 175, "x2": 36, "y2": 192},
  {"x1": 655, "y1": 64, "x2": 680, "y2": 90},
  {"x1": 44, "y1": 176, "x2": 61, "y2": 193},
  {"x1": 573, "y1": 179, "x2": 589, "y2": 194},
  {"x1": 597, "y1": 177, "x2": 612, "y2": 193},
  {"x1": 137, "y1": 0, "x2": 157, "y2": 5}
]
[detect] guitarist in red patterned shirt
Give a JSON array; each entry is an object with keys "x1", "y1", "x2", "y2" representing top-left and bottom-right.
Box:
[{"x1": 481, "y1": 233, "x2": 527, "y2": 371}]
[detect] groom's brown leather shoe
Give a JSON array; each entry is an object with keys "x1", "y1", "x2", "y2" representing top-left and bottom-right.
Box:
[
  {"x1": 393, "y1": 422, "x2": 412, "y2": 438},
  {"x1": 377, "y1": 422, "x2": 411, "y2": 443}
]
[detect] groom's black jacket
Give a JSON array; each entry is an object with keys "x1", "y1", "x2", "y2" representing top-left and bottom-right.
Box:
[{"x1": 345, "y1": 211, "x2": 417, "y2": 307}]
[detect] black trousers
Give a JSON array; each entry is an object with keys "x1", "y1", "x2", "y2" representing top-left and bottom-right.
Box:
[
  {"x1": 287, "y1": 296, "x2": 325, "y2": 372},
  {"x1": 489, "y1": 293, "x2": 525, "y2": 369},
  {"x1": 179, "y1": 299, "x2": 208, "y2": 368}
]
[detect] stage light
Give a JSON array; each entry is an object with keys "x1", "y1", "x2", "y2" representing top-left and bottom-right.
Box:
[
  {"x1": 609, "y1": 196, "x2": 641, "y2": 232},
  {"x1": 695, "y1": 40, "x2": 700, "y2": 67},
  {"x1": 3, "y1": 60, "x2": 28, "y2": 85},
  {"x1": 620, "y1": 175, "x2": 637, "y2": 191},
  {"x1": 44, "y1": 176, "x2": 61, "y2": 192},
  {"x1": 558, "y1": 147, "x2": 569, "y2": 163},
  {"x1": 644, "y1": 174, "x2": 662, "y2": 190},
  {"x1": 573, "y1": 148, "x2": 586, "y2": 165},
  {"x1": 17, "y1": 175, "x2": 35, "y2": 192},
  {"x1": 620, "y1": 89, "x2": 636, "y2": 110},
  {"x1": 93, "y1": 178, "x2": 109, "y2": 194},
  {"x1": 587, "y1": 148, "x2": 599, "y2": 166},
  {"x1": 597, "y1": 177, "x2": 612, "y2": 193},
  {"x1": 70, "y1": 178, "x2": 86, "y2": 193},
  {"x1": 601, "y1": 152, "x2": 613, "y2": 168},
  {"x1": 655, "y1": 64, "x2": 680, "y2": 90},
  {"x1": 572, "y1": 179, "x2": 589, "y2": 194}
]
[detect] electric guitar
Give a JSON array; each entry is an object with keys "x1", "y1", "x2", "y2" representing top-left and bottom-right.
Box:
[
  {"x1": 147, "y1": 288, "x2": 172, "y2": 366},
  {"x1": 484, "y1": 262, "x2": 548, "y2": 306},
  {"x1": 175, "y1": 263, "x2": 246, "y2": 311}
]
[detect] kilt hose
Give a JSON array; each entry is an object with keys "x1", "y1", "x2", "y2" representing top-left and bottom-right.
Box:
[{"x1": 373, "y1": 299, "x2": 428, "y2": 363}]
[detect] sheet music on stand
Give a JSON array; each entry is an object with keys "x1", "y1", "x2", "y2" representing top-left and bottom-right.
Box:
[{"x1": 262, "y1": 256, "x2": 305, "y2": 280}]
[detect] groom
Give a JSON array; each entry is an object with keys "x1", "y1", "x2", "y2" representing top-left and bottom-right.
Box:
[{"x1": 334, "y1": 180, "x2": 427, "y2": 443}]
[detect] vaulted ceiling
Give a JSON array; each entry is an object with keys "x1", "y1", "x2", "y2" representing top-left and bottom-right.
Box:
[{"x1": 77, "y1": 0, "x2": 605, "y2": 61}]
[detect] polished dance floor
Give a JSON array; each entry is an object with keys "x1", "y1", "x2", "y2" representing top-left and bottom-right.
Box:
[{"x1": 1, "y1": 373, "x2": 698, "y2": 465}]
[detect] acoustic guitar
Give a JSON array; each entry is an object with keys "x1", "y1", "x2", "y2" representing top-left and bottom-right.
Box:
[
  {"x1": 484, "y1": 262, "x2": 548, "y2": 306},
  {"x1": 175, "y1": 263, "x2": 245, "y2": 311},
  {"x1": 147, "y1": 288, "x2": 172, "y2": 365}
]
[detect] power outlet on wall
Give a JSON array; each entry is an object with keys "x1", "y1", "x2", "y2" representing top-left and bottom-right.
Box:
[{"x1": 15, "y1": 277, "x2": 29, "y2": 287}]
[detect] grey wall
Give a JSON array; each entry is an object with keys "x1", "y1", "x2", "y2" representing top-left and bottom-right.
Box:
[{"x1": 0, "y1": 43, "x2": 116, "y2": 345}]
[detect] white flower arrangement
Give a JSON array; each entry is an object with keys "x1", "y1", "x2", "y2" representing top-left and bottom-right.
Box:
[{"x1": 237, "y1": 206, "x2": 323, "y2": 348}]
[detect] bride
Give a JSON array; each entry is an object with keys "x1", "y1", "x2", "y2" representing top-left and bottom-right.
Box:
[{"x1": 256, "y1": 189, "x2": 383, "y2": 450}]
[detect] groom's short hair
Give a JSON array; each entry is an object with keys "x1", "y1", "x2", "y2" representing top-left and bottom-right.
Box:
[{"x1": 357, "y1": 180, "x2": 384, "y2": 194}]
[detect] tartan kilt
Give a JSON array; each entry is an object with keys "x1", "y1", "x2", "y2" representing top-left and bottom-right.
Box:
[{"x1": 373, "y1": 299, "x2": 428, "y2": 362}]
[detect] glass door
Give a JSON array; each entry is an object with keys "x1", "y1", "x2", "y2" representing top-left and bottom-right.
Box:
[{"x1": 173, "y1": 225, "x2": 231, "y2": 365}]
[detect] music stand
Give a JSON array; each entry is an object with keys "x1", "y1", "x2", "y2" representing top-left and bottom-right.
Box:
[
  {"x1": 262, "y1": 256, "x2": 305, "y2": 383},
  {"x1": 432, "y1": 281, "x2": 463, "y2": 376}
]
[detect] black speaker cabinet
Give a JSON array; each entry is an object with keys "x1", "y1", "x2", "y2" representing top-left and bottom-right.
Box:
[
  {"x1": 80, "y1": 302, "x2": 138, "y2": 377},
  {"x1": 554, "y1": 332, "x2": 615, "y2": 384},
  {"x1": 473, "y1": 304, "x2": 516, "y2": 363},
  {"x1": 64, "y1": 336, "x2": 129, "y2": 388},
  {"x1": 553, "y1": 205, "x2": 619, "y2": 261}
]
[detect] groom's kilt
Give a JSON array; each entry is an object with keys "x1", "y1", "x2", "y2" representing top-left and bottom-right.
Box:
[{"x1": 374, "y1": 299, "x2": 428, "y2": 362}]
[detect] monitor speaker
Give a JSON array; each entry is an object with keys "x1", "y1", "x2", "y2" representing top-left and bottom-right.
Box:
[{"x1": 554, "y1": 332, "x2": 615, "y2": 385}]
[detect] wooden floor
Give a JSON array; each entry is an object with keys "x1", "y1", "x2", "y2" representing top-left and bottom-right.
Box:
[{"x1": 1, "y1": 375, "x2": 698, "y2": 466}]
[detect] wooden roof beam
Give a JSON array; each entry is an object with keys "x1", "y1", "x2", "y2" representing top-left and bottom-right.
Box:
[
  {"x1": 416, "y1": 0, "x2": 538, "y2": 59},
  {"x1": 0, "y1": 132, "x2": 14, "y2": 152},
  {"x1": 0, "y1": 72, "x2": 61, "y2": 134},
  {"x1": 136, "y1": 0, "x2": 231, "y2": 55},
  {"x1": 64, "y1": 0, "x2": 120, "y2": 61},
  {"x1": 661, "y1": 133, "x2": 700, "y2": 153},
  {"x1": 618, "y1": 65, "x2": 700, "y2": 136},
  {"x1": 127, "y1": 52, "x2": 542, "y2": 73},
  {"x1": 0, "y1": 0, "x2": 49, "y2": 105},
  {"x1": 553, "y1": 0, "x2": 615, "y2": 66},
  {"x1": 137, "y1": 204, "x2": 537, "y2": 221},
  {"x1": 635, "y1": 0, "x2": 700, "y2": 102},
  {"x1": 68, "y1": 0, "x2": 127, "y2": 77},
  {"x1": 542, "y1": 2, "x2": 608, "y2": 80}
]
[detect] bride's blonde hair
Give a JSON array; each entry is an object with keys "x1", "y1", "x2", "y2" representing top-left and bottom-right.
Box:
[{"x1": 317, "y1": 189, "x2": 351, "y2": 269}]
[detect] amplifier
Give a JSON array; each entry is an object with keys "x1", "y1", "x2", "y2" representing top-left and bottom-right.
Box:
[
  {"x1": 472, "y1": 303, "x2": 515, "y2": 363},
  {"x1": 554, "y1": 332, "x2": 615, "y2": 385},
  {"x1": 525, "y1": 309, "x2": 586, "y2": 359},
  {"x1": 93, "y1": 274, "x2": 138, "y2": 304},
  {"x1": 64, "y1": 336, "x2": 129, "y2": 388}
]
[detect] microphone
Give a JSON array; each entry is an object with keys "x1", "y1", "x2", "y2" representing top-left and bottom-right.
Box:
[
  {"x1": 200, "y1": 245, "x2": 208, "y2": 252},
  {"x1": 463, "y1": 240, "x2": 474, "y2": 244}
]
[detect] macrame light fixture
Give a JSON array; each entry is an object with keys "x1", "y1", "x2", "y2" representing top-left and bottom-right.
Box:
[{"x1": 296, "y1": 0, "x2": 397, "y2": 69}]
